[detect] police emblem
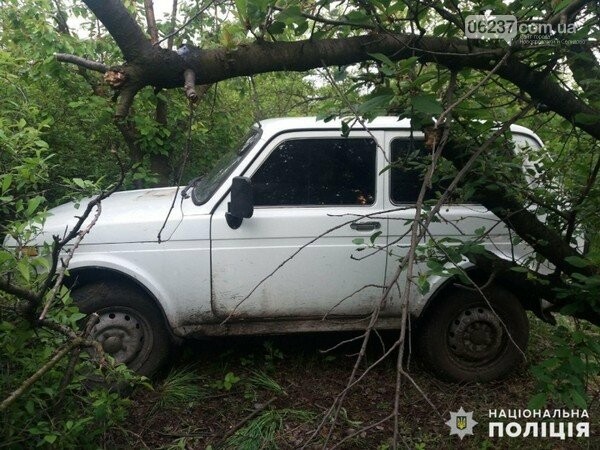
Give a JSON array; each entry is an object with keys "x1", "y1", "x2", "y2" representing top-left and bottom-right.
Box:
[{"x1": 445, "y1": 407, "x2": 478, "y2": 439}]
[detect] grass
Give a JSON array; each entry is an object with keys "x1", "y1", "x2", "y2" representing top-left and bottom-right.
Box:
[
  {"x1": 103, "y1": 324, "x2": 599, "y2": 449},
  {"x1": 151, "y1": 366, "x2": 205, "y2": 412},
  {"x1": 225, "y1": 408, "x2": 315, "y2": 450}
]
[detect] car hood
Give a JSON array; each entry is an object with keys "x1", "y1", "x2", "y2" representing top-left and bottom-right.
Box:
[{"x1": 35, "y1": 187, "x2": 186, "y2": 245}]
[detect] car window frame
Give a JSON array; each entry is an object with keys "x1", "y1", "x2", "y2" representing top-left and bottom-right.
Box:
[{"x1": 247, "y1": 133, "x2": 381, "y2": 209}]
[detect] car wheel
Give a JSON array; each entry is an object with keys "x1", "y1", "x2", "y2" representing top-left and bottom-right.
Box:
[
  {"x1": 72, "y1": 281, "x2": 172, "y2": 377},
  {"x1": 417, "y1": 286, "x2": 529, "y2": 382}
]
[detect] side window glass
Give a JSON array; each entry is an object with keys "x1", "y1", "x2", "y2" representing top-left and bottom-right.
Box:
[
  {"x1": 252, "y1": 138, "x2": 376, "y2": 206},
  {"x1": 390, "y1": 139, "x2": 430, "y2": 203},
  {"x1": 390, "y1": 139, "x2": 465, "y2": 204}
]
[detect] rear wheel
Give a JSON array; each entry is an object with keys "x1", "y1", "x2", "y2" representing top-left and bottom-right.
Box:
[
  {"x1": 73, "y1": 281, "x2": 172, "y2": 377},
  {"x1": 417, "y1": 286, "x2": 529, "y2": 382}
]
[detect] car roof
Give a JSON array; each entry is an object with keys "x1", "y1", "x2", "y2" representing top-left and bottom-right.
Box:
[{"x1": 256, "y1": 116, "x2": 543, "y2": 147}]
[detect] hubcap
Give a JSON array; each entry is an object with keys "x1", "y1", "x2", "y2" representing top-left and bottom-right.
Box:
[
  {"x1": 91, "y1": 309, "x2": 147, "y2": 366},
  {"x1": 448, "y1": 307, "x2": 503, "y2": 364}
]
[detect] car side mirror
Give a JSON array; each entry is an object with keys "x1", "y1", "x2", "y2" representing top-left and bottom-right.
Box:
[{"x1": 226, "y1": 176, "x2": 254, "y2": 229}]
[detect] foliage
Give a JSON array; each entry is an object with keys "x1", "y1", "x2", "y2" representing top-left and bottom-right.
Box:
[
  {"x1": 0, "y1": 46, "x2": 137, "y2": 447},
  {"x1": 529, "y1": 322, "x2": 600, "y2": 409},
  {"x1": 212, "y1": 371, "x2": 241, "y2": 391},
  {"x1": 0, "y1": 308, "x2": 134, "y2": 447}
]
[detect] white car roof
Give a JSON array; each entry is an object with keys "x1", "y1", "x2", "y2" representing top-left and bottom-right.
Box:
[{"x1": 257, "y1": 116, "x2": 543, "y2": 147}]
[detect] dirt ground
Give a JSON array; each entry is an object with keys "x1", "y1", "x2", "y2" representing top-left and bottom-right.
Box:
[{"x1": 105, "y1": 324, "x2": 599, "y2": 449}]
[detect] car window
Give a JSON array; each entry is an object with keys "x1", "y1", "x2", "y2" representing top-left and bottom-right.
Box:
[
  {"x1": 252, "y1": 138, "x2": 376, "y2": 206},
  {"x1": 192, "y1": 127, "x2": 262, "y2": 205},
  {"x1": 390, "y1": 139, "x2": 467, "y2": 204},
  {"x1": 390, "y1": 139, "x2": 433, "y2": 203}
]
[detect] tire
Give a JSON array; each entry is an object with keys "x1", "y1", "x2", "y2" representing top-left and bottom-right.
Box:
[
  {"x1": 417, "y1": 286, "x2": 529, "y2": 383},
  {"x1": 72, "y1": 281, "x2": 172, "y2": 377}
]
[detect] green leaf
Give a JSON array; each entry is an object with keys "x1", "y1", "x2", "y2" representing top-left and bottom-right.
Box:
[
  {"x1": 565, "y1": 256, "x2": 590, "y2": 268},
  {"x1": 368, "y1": 52, "x2": 395, "y2": 67},
  {"x1": 267, "y1": 21, "x2": 286, "y2": 34},
  {"x1": 234, "y1": 0, "x2": 247, "y2": 21},
  {"x1": 357, "y1": 94, "x2": 394, "y2": 115},
  {"x1": 25, "y1": 196, "x2": 43, "y2": 217},
  {"x1": 16, "y1": 259, "x2": 30, "y2": 282},
  {"x1": 352, "y1": 238, "x2": 365, "y2": 245},
  {"x1": 411, "y1": 95, "x2": 443, "y2": 115},
  {"x1": 527, "y1": 392, "x2": 547, "y2": 409},
  {"x1": 570, "y1": 390, "x2": 587, "y2": 409},
  {"x1": 44, "y1": 435, "x2": 57, "y2": 444},
  {"x1": 72, "y1": 178, "x2": 86, "y2": 189},
  {"x1": 370, "y1": 230, "x2": 382, "y2": 244},
  {"x1": 1, "y1": 174, "x2": 12, "y2": 194}
]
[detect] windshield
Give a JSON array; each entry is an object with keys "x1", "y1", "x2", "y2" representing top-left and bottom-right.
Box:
[{"x1": 192, "y1": 126, "x2": 262, "y2": 205}]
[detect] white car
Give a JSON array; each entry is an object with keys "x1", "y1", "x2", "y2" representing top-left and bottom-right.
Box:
[{"x1": 28, "y1": 117, "x2": 543, "y2": 381}]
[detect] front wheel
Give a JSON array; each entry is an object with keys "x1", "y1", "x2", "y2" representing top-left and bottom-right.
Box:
[
  {"x1": 72, "y1": 281, "x2": 172, "y2": 377},
  {"x1": 417, "y1": 286, "x2": 529, "y2": 382}
]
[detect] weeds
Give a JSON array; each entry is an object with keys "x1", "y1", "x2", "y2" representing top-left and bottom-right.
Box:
[
  {"x1": 248, "y1": 371, "x2": 285, "y2": 395},
  {"x1": 225, "y1": 408, "x2": 314, "y2": 450},
  {"x1": 152, "y1": 367, "x2": 204, "y2": 412}
]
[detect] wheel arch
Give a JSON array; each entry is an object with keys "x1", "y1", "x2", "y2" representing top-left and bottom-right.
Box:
[
  {"x1": 65, "y1": 266, "x2": 178, "y2": 340},
  {"x1": 414, "y1": 266, "x2": 534, "y2": 327}
]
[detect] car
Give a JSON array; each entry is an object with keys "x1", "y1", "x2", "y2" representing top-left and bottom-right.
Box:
[{"x1": 15, "y1": 117, "x2": 544, "y2": 382}]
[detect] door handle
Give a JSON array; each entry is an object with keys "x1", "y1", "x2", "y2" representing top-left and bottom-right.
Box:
[{"x1": 350, "y1": 221, "x2": 381, "y2": 231}]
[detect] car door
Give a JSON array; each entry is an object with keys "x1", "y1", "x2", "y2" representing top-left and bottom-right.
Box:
[
  {"x1": 210, "y1": 130, "x2": 388, "y2": 319},
  {"x1": 382, "y1": 131, "x2": 513, "y2": 315}
]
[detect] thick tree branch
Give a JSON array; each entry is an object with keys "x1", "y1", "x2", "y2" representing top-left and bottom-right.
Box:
[
  {"x1": 567, "y1": 44, "x2": 600, "y2": 103},
  {"x1": 68, "y1": 3, "x2": 599, "y2": 142},
  {"x1": 463, "y1": 249, "x2": 600, "y2": 326},
  {"x1": 82, "y1": 0, "x2": 153, "y2": 61},
  {"x1": 443, "y1": 138, "x2": 594, "y2": 278}
]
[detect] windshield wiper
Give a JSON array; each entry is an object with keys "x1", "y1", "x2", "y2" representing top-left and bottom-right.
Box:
[{"x1": 181, "y1": 176, "x2": 203, "y2": 199}]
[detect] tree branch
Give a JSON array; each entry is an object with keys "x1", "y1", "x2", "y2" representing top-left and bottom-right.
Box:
[
  {"x1": 143, "y1": 0, "x2": 160, "y2": 44},
  {"x1": 82, "y1": 0, "x2": 153, "y2": 61},
  {"x1": 54, "y1": 53, "x2": 108, "y2": 73}
]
